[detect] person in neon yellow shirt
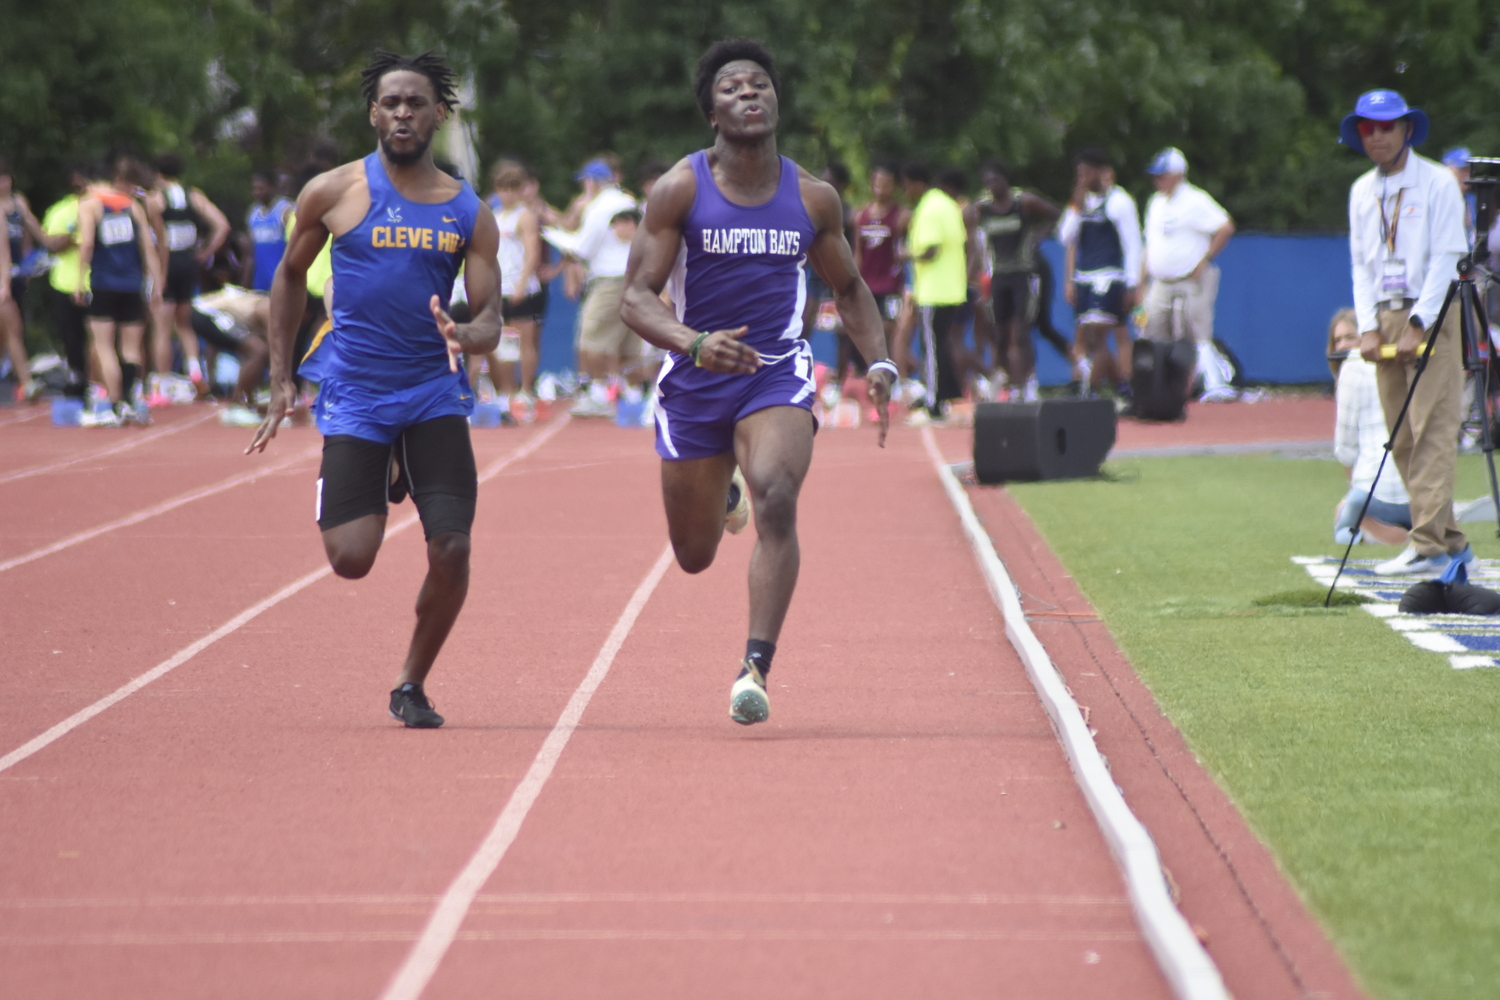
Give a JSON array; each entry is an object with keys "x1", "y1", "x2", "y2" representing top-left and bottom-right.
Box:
[
  {"x1": 903, "y1": 162, "x2": 966, "y2": 419},
  {"x1": 37, "y1": 164, "x2": 97, "y2": 399}
]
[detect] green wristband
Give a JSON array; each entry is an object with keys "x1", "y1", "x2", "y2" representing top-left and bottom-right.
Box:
[{"x1": 689, "y1": 331, "x2": 710, "y2": 366}]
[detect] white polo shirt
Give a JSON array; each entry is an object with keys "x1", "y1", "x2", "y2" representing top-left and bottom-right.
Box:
[
  {"x1": 1143, "y1": 181, "x2": 1230, "y2": 280},
  {"x1": 542, "y1": 185, "x2": 637, "y2": 280},
  {"x1": 1348, "y1": 150, "x2": 1467, "y2": 334}
]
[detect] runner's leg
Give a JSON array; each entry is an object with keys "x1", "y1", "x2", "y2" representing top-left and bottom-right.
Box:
[
  {"x1": 735, "y1": 405, "x2": 815, "y2": 644},
  {"x1": 661, "y1": 451, "x2": 738, "y2": 573}
]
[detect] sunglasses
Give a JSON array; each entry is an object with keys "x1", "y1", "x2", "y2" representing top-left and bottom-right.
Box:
[{"x1": 1356, "y1": 119, "x2": 1405, "y2": 137}]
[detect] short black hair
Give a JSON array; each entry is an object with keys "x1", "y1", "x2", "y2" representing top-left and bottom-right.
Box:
[
  {"x1": 824, "y1": 159, "x2": 851, "y2": 190},
  {"x1": 638, "y1": 159, "x2": 670, "y2": 184},
  {"x1": 981, "y1": 160, "x2": 1011, "y2": 182},
  {"x1": 902, "y1": 161, "x2": 931, "y2": 185},
  {"x1": 250, "y1": 169, "x2": 276, "y2": 186},
  {"x1": 361, "y1": 50, "x2": 459, "y2": 110},
  {"x1": 694, "y1": 39, "x2": 780, "y2": 121},
  {"x1": 0, "y1": 155, "x2": 10, "y2": 178},
  {"x1": 936, "y1": 167, "x2": 967, "y2": 193},
  {"x1": 1075, "y1": 146, "x2": 1112, "y2": 168},
  {"x1": 871, "y1": 161, "x2": 899, "y2": 178},
  {"x1": 156, "y1": 152, "x2": 184, "y2": 178}
]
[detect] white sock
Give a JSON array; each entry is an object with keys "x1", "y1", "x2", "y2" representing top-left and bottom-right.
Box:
[
  {"x1": 1077, "y1": 357, "x2": 1092, "y2": 385},
  {"x1": 186, "y1": 357, "x2": 203, "y2": 380}
]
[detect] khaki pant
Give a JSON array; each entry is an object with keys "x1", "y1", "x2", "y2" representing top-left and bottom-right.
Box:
[
  {"x1": 1143, "y1": 265, "x2": 1219, "y2": 343},
  {"x1": 1375, "y1": 306, "x2": 1466, "y2": 557},
  {"x1": 576, "y1": 276, "x2": 642, "y2": 358}
]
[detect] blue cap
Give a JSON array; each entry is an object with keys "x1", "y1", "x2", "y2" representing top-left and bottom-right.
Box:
[
  {"x1": 574, "y1": 158, "x2": 613, "y2": 182},
  {"x1": 1339, "y1": 90, "x2": 1429, "y2": 154},
  {"x1": 1146, "y1": 147, "x2": 1188, "y2": 176},
  {"x1": 1442, "y1": 147, "x2": 1472, "y2": 168}
]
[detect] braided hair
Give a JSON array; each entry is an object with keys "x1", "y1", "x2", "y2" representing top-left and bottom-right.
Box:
[{"x1": 360, "y1": 50, "x2": 459, "y2": 110}]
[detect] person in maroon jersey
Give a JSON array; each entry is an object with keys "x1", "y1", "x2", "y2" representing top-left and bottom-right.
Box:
[{"x1": 852, "y1": 163, "x2": 911, "y2": 386}]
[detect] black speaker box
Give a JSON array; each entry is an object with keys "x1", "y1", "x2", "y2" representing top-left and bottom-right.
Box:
[{"x1": 972, "y1": 398, "x2": 1116, "y2": 483}]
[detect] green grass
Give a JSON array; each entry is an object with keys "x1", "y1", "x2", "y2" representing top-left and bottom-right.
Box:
[{"x1": 1006, "y1": 453, "x2": 1500, "y2": 1000}]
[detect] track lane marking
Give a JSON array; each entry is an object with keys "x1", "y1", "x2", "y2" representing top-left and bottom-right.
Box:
[
  {"x1": 0, "y1": 929, "x2": 1143, "y2": 947},
  {"x1": 0, "y1": 445, "x2": 322, "y2": 574},
  {"x1": 0, "y1": 892, "x2": 1129, "y2": 909},
  {"x1": 378, "y1": 541, "x2": 675, "y2": 1000},
  {"x1": 920, "y1": 427, "x2": 1227, "y2": 1000},
  {"x1": 0, "y1": 409, "x2": 217, "y2": 485},
  {"x1": 0, "y1": 409, "x2": 45, "y2": 428},
  {"x1": 0, "y1": 416, "x2": 570, "y2": 776}
]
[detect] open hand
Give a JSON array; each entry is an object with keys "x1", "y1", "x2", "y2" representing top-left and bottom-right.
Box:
[
  {"x1": 431, "y1": 294, "x2": 463, "y2": 373},
  {"x1": 245, "y1": 379, "x2": 295, "y2": 454},
  {"x1": 696, "y1": 326, "x2": 759, "y2": 374}
]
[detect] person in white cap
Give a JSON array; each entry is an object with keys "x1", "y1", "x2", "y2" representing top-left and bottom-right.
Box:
[
  {"x1": 1140, "y1": 147, "x2": 1237, "y2": 401},
  {"x1": 1341, "y1": 89, "x2": 1472, "y2": 577}
]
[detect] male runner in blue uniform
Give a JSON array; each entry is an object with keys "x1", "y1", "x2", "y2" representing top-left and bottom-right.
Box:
[
  {"x1": 247, "y1": 51, "x2": 502, "y2": 729},
  {"x1": 621, "y1": 39, "x2": 895, "y2": 726}
]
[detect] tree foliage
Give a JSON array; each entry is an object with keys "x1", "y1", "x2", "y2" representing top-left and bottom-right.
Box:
[{"x1": 2, "y1": 0, "x2": 1497, "y2": 230}]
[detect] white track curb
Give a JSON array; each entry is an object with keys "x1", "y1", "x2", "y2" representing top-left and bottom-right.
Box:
[{"x1": 922, "y1": 429, "x2": 1228, "y2": 1000}]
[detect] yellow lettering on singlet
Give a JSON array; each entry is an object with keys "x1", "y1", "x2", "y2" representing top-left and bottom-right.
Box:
[
  {"x1": 371, "y1": 227, "x2": 387, "y2": 248},
  {"x1": 420, "y1": 228, "x2": 433, "y2": 250}
]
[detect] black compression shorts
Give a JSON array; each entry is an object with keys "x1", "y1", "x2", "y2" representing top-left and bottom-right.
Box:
[
  {"x1": 86, "y1": 288, "x2": 144, "y2": 323},
  {"x1": 502, "y1": 288, "x2": 548, "y2": 322},
  {"x1": 163, "y1": 258, "x2": 199, "y2": 303},
  {"x1": 315, "y1": 415, "x2": 478, "y2": 539}
]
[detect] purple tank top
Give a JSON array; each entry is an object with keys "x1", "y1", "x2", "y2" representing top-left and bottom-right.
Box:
[{"x1": 668, "y1": 151, "x2": 816, "y2": 355}]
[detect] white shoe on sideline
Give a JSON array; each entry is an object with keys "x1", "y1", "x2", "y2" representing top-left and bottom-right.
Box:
[{"x1": 1454, "y1": 496, "x2": 1497, "y2": 523}]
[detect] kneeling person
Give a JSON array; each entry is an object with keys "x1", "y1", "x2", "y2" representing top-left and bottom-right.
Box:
[{"x1": 247, "y1": 51, "x2": 502, "y2": 728}]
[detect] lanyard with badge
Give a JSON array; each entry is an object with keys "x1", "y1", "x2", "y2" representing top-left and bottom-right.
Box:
[{"x1": 1377, "y1": 178, "x2": 1408, "y2": 307}]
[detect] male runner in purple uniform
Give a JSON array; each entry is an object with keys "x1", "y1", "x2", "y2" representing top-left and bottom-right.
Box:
[
  {"x1": 621, "y1": 39, "x2": 895, "y2": 725},
  {"x1": 247, "y1": 51, "x2": 502, "y2": 728}
]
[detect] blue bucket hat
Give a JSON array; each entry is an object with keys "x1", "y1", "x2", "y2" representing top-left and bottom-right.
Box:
[{"x1": 1340, "y1": 90, "x2": 1429, "y2": 154}]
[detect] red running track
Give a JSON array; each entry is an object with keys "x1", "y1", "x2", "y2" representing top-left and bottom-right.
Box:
[{"x1": 0, "y1": 408, "x2": 1352, "y2": 998}]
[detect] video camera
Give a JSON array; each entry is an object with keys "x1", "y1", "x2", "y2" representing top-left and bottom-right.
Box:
[{"x1": 1467, "y1": 157, "x2": 1500, "y2": 257}]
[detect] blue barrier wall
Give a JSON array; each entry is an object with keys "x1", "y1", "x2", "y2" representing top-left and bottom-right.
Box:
[{"x1": 534, "y1": 233, "x2": 1353, "y2": 385}]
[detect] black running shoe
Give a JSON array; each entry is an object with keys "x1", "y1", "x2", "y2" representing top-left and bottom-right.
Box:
[{"x1": 389, "y1": 683, "x2": 444, "y2": 728}]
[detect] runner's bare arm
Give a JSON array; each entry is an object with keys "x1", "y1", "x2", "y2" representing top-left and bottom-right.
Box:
[
  {"x1": 803, "y1": 173, "x2": 892, "y2": 446},
  {"x1": 73, "y1": 198, "x2": 98, "y2": 305},
  {"x1": 620, "y1": 159, "x2": 757, "y2": 374},
  {"x1": 190, "y1": 188, "x2": 233, "y2": 262},
  {"x1": 430, "y1": 207, "x2": 502, "y2": 370},
  {"x1": 246, "y1": 169, "x2": 346, "y2": 453},
  {"x1": 142, "y1": 194, "x2": 169, "y2": 282},
  {"x1": 134, "y1": 201, "x2": 164, "y2": 304}
]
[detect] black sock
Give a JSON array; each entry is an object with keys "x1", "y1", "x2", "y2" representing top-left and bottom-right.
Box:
[
  {"x1": 120, "y1": 362, "x2": 140, "y2": 404},
  {"x1": 744, "y1": 638, "x2": 776, "y2": 678}
]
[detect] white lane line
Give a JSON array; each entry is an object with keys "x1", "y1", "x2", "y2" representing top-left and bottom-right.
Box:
[
  {"x1": 0, "y1": 416, "x2": 570, "y2": 776},
  {"x1": 0, "y1": 928, "x2": 1142, "y2": 947},
  {"x1": 0, "y1": 891, "x2": 1128, "y2": 909},
  {"x1": 920, "y1": 428, "x2": 1229, "y2": 1000},
  {"x1": 0, "y1": 409, "x2": 217, "y2": 485},
  {"x1": 379, "y1": 541, "x2": 675, "y2": 1000},
  {"x1": 0, "y1": 409, "x2": 45, "y2": 427},
  {"x1": 0, "y1": 445, "x2": 321, "y2": 575}
]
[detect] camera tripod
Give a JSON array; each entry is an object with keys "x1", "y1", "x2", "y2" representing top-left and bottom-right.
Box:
[{"x1": 1324, "y1": 250, "x2": 1500, "y2": 604}]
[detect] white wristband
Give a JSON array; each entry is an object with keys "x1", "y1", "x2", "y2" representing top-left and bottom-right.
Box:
[{"x1": 867, "y1": 359, "x2": 899, "y2": 380}]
